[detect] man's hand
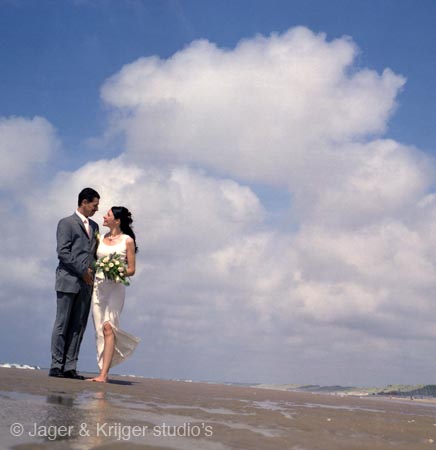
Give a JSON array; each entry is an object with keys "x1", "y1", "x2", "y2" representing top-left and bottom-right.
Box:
[{"x1": 83, "y1": 268, "x2": 94, "y2": 286}]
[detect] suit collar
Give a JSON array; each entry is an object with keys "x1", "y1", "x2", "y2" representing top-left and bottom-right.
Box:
[{"x1": 73, "y1": 212, "x2": 92, "y2": 240}]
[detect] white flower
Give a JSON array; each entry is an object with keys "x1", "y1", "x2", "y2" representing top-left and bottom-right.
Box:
[
  {"x1": 109, "y1": 263, "x2": 114, "y2": 268},
  {"x1": 103, "y1": 257, "x2": 109, "y2": 263},
  {"x1": 115, "y1": 261, "x2": 120, "y2": 266},
  {"x1": 118, "y1": 267, "x2": 124, "y2": 273},
  {"x1": 99, "y1": 262, "x2": 105, "y2": 267},
  {"x1": 104, "y1": 267, "x2": 110, "y2": 272}
]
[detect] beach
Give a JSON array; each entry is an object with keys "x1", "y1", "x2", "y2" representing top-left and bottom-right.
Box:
[{"x1": 1, "y1": 367, "x2": 436, "y2": 450}]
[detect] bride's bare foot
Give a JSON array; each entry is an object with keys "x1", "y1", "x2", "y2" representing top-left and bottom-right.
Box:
[{"x1": 87, "y1": 375, "x2": 108, "y2": 383}]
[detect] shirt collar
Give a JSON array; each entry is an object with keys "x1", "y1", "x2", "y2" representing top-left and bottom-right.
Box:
[{"x1": 75, "y1": 209, "x2": 88, "y2": 223}]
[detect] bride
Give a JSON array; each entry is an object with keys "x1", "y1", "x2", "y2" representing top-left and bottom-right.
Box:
[{"x1": 89, "y1": 206, "x2": 140, "y2": 383}]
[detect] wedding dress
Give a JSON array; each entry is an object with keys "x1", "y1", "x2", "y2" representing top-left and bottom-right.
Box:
[{"x1": 92, "y1": 234, "x2": 139, "y2": 369}]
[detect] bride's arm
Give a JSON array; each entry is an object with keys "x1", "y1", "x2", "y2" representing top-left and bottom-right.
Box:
[{"x1": 125, "y1": 238, "x2": 136, "y2": 277}]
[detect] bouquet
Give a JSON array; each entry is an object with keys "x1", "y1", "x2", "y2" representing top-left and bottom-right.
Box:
[{"x1": 95, "y1": 253, "x2": 130, "y2": 286}]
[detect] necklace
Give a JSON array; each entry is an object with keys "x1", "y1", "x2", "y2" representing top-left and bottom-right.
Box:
[{"x1": 108, "y1": 232, "x2": 122, "y2": 241}]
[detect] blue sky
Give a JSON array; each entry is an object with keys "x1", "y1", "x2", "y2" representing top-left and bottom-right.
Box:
[
  {"x1": 1, "y1": 0, "x2": 436, "y2": 386},
  {"x1": 1, "y1": 0, "x2": 435, "y2": 162}
]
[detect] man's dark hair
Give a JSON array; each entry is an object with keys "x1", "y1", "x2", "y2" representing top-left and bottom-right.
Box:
[{"x1": 78, "y1": 188, "x2": 100, "y2": 206}]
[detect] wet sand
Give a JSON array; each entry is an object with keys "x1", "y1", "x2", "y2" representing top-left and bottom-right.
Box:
[{"x1": 1, "y1": 368, "x2": 436, "y2": 450}]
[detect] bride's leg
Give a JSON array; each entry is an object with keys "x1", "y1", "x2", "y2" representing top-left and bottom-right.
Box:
[
  {"x1": 89, "y1": 322, "x2": 114, "y2": 382},
  {"x1": 101, "y1": 322, "x2": 115, "y2": 376}
]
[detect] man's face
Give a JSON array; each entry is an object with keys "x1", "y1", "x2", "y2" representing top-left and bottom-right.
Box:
[{"x1": 82, "y1": 197, "x2": 100, "y2": 217}]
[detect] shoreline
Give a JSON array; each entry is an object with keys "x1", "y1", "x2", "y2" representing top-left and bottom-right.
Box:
[
  {"x1": 4, "y1": 364, "x2": 435, "y2": 403},
  {"x1": 1, "y1": 367, "x2": 436, "y2": 449}
]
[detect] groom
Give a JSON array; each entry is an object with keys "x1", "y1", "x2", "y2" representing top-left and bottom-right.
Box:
[{"x1": 49, "y1": 187, "x2": 100, "y2": 380}]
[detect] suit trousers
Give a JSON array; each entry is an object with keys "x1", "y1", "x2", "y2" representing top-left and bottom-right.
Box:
[{"x1": 50, "y1": 286, "x2": 92, "y2": 372}]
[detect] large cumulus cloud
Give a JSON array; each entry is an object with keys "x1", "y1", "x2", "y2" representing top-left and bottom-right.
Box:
[{"x1": 101, "y1": 27, "x2": 405, "y2": 186}]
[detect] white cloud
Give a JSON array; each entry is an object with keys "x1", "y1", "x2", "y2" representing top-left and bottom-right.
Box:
[
  {"x1": 0, "y1": 116, "x2": 58, "y2": 190},
  {"x1": 38, "y1": 157, "x2": 265, "y2": 257},
  {"x1": 101, "y1": 27, "x2": 405, "y2": 186},
  {"x1": 0, "y1": 116, "x2": 60, "y2": 285},
  {"x1": 292, "y1": 139, "x2": 433, "y2": 227}
]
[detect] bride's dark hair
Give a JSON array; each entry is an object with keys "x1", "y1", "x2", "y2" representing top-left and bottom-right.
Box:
[{"x1": 112, "y1": 206, "x2": 138, "y2": 253}]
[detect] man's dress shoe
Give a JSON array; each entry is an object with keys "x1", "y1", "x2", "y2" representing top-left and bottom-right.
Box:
[
  {"x1": 48, "y1": 368, "x2": 64, "y2": 378},
  {"x1": 63, "y1": 370, "x2": 85, "y2": 380}
]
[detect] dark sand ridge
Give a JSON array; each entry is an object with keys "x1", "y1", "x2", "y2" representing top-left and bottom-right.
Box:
[{"x1": 1, "y1": 368, "x2": 436, "y2": 450}]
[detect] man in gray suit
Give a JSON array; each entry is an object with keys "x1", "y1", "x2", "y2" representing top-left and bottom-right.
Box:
[{"x1": 49, "y1": 187, "x2": 100, "y2": 379}]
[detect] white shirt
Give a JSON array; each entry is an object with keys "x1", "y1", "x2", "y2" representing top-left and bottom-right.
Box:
[{"x1": 75, "y1": 209, "x2": 90, "y2": 236}]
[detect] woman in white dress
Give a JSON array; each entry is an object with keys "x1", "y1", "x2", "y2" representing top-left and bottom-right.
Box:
[{"x1": 89, "y1": 206, "x2": 139, "y2": 383}]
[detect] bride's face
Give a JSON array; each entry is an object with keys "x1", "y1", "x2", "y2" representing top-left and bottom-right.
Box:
[{"x1": 103, "y1": 209, "x2": 119, "y2": 228}]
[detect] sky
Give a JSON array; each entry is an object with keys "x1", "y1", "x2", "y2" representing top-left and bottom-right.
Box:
[{"x1": 1, "y1": 0, "x2": 436, "y2": 387}]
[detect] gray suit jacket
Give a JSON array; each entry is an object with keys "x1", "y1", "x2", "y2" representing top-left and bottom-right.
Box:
[{"x1": 55, "y1": 213, "x2": 99, "y2": 294}]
